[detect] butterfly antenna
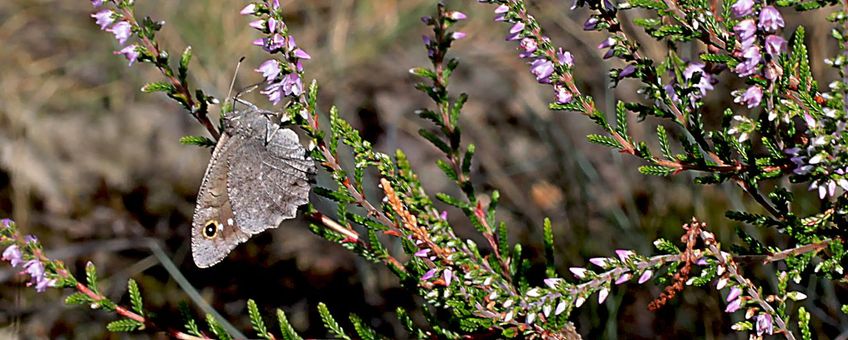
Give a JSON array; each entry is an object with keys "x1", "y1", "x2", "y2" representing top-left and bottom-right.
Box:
[{"x1": 226, "y1": 56, "x2": 246, "y2": 105}]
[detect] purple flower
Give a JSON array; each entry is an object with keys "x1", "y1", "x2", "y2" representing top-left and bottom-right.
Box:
[
  {"x1": 638, "y1": 270, "x2": 653, "y2": 284},
  {"x1": 584, "y1": 17, "x2": 599, "y2": 30},
  {"x1": 683, "y1": 62, "x2": 714, "y2": 97},
  {"x1": 734, "y1": 86, "x2": 763, "y2": 108},
  {"x1": 114, "y1": 45, "x2": 140, "y2": 66},
  {"x1": 764, "y1": 35, "x2": 786, "y2": 57},
  {"x1": 555, "y1": 85, "x2": 573, "y2": 104},
  {"x1": 240, "y1": 3, "x2": 256, "y2": 15},
  {"x1": 615, "y1": 273, "x2": 632, "y2": 285},
  {"x1": 544, "y1": 278, "x2": 563, "y2": 289},
  {"x1": 598, "y1": 37, "x2": 615, "y2": 50},
  {"x1": 421, "y1": 268, "x2": 437, "y2": 281},
  {"x1": 731, "y1": 0, "x2": 755, "y2": 18},
  {"x1": 734, "y1": 58, "x2": 760, "y2": 77},
  {"x1": 556, "y1": 48, "x2": 574, "y2": 68},
  {"x1": 256, "y1": 59, "x2": 281, "y2": 82},
  {"x1": 510, "y1": 22, "x2": 525, "y2": 34},
  {"x1": 520, "y1": 38, "x2": 538, "y2": 55},
  {"x1": 91, "y1": 9, "x2": 115, "y2": 30},
  {"x1": 249, "y1": 20, "x2": 265, "y2": 31},
  {"x1": 292, "y1": 48, "x2": 311, "y2": 60},
  {"x1": 444, "y1": 268, "x2": 453, "y2": 285},
  {"x1": 451, "y1": 32, "x2": 467, "y2": 40},
  {"x1": 414, "y1": 248, "x2": 430, "y2": 257},
  {"x1": 726, "y1": 286, "x2": 742, "y2": 302},
  {"x1": 91, "y1": 0, "x2": 104, "y2": 6},
  {"x1": 1, "y1": 219, "x2": 11, "y2": 228},
  {"x1": 569, "y1": 267, "x2": 588, "y2": 279},
  {"x1": 2, "y1": 245, "x2": 22, "y2": 267},
  {"x1": 756, "y1": 313, "x2": 774, "y2": 335},
  {"x1": 282, "y1": 73, "x2": 303, "y2": 96},
  {"x1": 107, "y1": 21, "x2": 132, "y2": 45},
  {"x1": 530, "y1": 59, "x2": 554, "y2": 83},
  {"x1": 24, "y1": 235, "x2": 37, "y2": 244},
  {"x1": 725, "y1": 298, "x2": 742, "y2": 313},
  {"x1": 759, "y1": 6, "x2": 784, "y2": 32},
  {"x1": 733, "y1": 19, "x2": 757, "y2": 43},
  {"x1": 261, "y1": 82, "x2": 284, "y2": 105},
  {"x1": 439, "y1": 211, "x2": 448, "y2": 220},
  {"x1": 34, "y1": 278, "x2": 56, "y2": 293},
  {"x1": 615, "y1": 249, "x2": 634, "y2": 262},
  {"x1": 267, "y1": 18, "x2": 279, "y2": 33},
  {"x1": 589, "y1": 257, "x2": 609, "y2": 267},
  {"x1": 619, "y1": 64, "x2": 636, "y2": 78},
  {"x1": 446, "y1": 11, "x2": 467, "y2": 21},
  {"x1": 24, "y1": 259, "x2": 45, "y2": 280}
]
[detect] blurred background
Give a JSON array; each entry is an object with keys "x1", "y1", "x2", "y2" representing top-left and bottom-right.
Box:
[{"x1": 1, "y1": 0, "x2": 846, "y2": 338}]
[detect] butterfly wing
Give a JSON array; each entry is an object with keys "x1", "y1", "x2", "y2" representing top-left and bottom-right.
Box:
[
  {"x1": 191, "y1": 133, "x2": 250, "y2": 268},
  {"x1": 227, "y1": 109, "x2": 314, "y2": 235}
]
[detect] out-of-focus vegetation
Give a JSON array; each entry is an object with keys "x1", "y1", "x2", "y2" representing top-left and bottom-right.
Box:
[{"x1": 0, "y1": 0, "x2": 845, "y2": 338}]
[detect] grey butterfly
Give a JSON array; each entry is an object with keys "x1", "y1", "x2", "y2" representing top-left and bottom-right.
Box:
[{"x1": 191, "y1": 101, "x2": 314, "y2": 268}]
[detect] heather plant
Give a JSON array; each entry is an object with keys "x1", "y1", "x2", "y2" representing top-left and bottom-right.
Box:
[{"x1": 3, "y1": 0, "x2": 848, "y2": 338}]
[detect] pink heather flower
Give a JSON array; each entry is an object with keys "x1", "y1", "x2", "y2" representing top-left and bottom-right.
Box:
[
  {"x1": 734, "y1": 58, "x2": 760, "y2": 77},
  {"x1": 91, "y1": 0, "x2": 104, "y2": 6},
  {"x1": 589, "y1": 257, "x2": 609, "y2": 267},
  {"x1": 1, "y1": 219, "x2": 10, "y2": 228},
  {"x1": 731, "y1": 0, "x2": 755, "y2": 18},
  {"x1": 756, "y1": 313, "x2": 774, "y2": 335},
  {"x1": 439, "y1": 211, "x2": 448, "y2": 220},
  {"x1": 269, "y1": 0, "x2": 281, "y2": 10},
  {"x1": 510, "y1": 22, "x2": 525, "y2": 34},
  {"x1": 615, "y1": 273, "x2": 632, "y2": 285},
  {"x1": 557, "y1": 48, "x2": 574, "y2": 67},
  {"x1": 444, "y1": 268, "x2": 453, "y2": 285},
  {"x1": 569, "y1": 267, "x2": 588, "y2": 279},
  {"x1": 530, "y1": 59, "x2": 554, "y2": 83},
  {"x1": 2, "y1": 245, "x2": 23, "y2": 267},
  {"x1": 24, "y1": 235, "x2": 37, "y2": 244},
  {"x1": 494, "y1": 4, "x2": 509, "y2": 14},
  {"x1": 446, "y1": 11, "x2": 467, "y2": 20},
  {"x1": 91, "y1": 9, "x2": 115, "y2": 30},
  {"x1": 34, "y1": 278, "x2": 56, "y2": 293},
  {"x1": 249, "y1": 19, "x2": 265, "y2": 30},
  {"x1": 421, "y1": 268, "x2": 437, "y2": 281},
  {"x1": 520, "y1": 38, "x2": 538, "y2": 55},
  {"x1": 725, "y1": 298, "x2": 742, "y2": 313},
  {"x1": 734, "y1": 86, "x2": 763, "y2": 108},
  {"x1": 451, "y1": 32, "x2": 467, "y2": 40},
  {"x1": 282, "y1": 73, "x2": 303, "y2": 96},
  {"x1": 758, "y1": 6, "x2": 784, "y2": 32},
  {"x1": 267, "y1": 18, "x2": 279, "y2": 33},
  {"x1": 414, "y1": 248, "x2": 430, "y2": 257},
  {"x1": 108, "y1": 21, "x2": 132, "y2": 45},
  {"x1": 544, "y1": 278, "x2": 563, "y2": 289},
  {"x1": 261, "y1": 82, "x2": 284, "y2": 105},
  {"x1": 24, "y1": 259, "x2": 45, "y2": 280},
  {"x1": 726, "y1": 286, "x2": 742, "y2": 302},
  {"x1": 765, "y1": 35, "x2": 787, "y2": 57},
  {"x1": 256, "y1": 59, "x2": 281, "y2": 82},
  {"x1": 615, "y1": 249, "x2": 634, "y2": 262},
  {"x1": 598, "y1": 287, "x2": 610, "y2": 303},
  {"x1": 683, "y1": 62, "x2": 714, "y2": 97},
  {"x1": 638, "y1": 270, "x2": 653, "y2": 284},
  {"x1": 268, "y1": 34, "x2": 286, "y2": 51},
  {"x1": 293, "y1": 48, "x2": 311, "y2": 60},
  {"x1": 240, "y1": 4, "x2": 256, "y2": 15},
  {"x1": 114, "y1": 45, "x2": 140, "y2": 66},
  {"x1": 733, "y1": 19, "x2": 757, "y2": 42},
  {"x1": 555, "y1": 86, "x2": 573, "y2": 104}
]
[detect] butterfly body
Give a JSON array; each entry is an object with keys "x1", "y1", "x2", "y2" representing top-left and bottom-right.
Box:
[{"x1": 191, "y1": 106, "x2": 314, "y2": 268}]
